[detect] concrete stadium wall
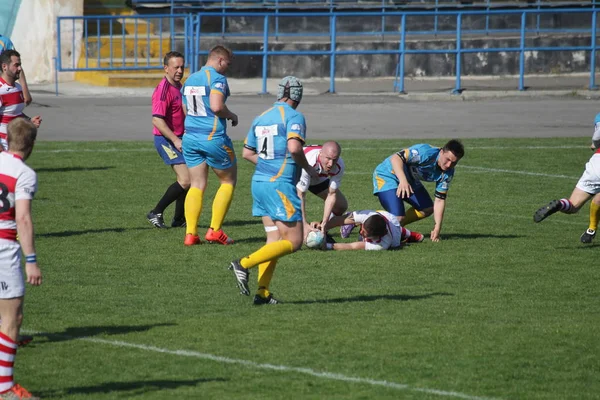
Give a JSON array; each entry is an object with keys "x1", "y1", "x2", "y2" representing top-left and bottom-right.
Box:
[
  {"x1": 188, "y1": 35, "x2": 593, "y2": 79},
  {"x1": 203, "y1": 11, "x2": 597, "y2": 35},
  {"x1": 12, "y1": 0, "x2": 84, "y2": 83},
  {"x1": 184, "y1": 10, "x2": 596, "y2": 79}
]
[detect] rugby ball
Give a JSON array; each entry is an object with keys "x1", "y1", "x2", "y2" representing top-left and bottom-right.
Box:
[{"x1": 305, "y1": 230, "x2": 325, "y2": 249}]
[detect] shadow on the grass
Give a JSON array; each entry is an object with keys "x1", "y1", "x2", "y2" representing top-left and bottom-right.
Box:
[
  {"x1": 287, "y1": 292, "x2": 453, "y2": 305},
  {"x1": 231, "y1": 236, "x2": 275, "y2": 244},
  {"x1": 38, "y1": 378, "x2": 227, "y2": 398},
  {"x1": 32, "y1": 323, "x2": 176, "y2": 344},
  {"x1": 36, "y1": 166, "x2": 115, "y2": 173},
  {"x1": 38, "y1": 227, "x2": 150, "y2": 238}
]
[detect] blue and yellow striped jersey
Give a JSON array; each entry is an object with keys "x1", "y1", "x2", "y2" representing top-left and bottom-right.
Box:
[
  {"x1": 182, "y1": 66, "x2": 230, "y2": 138},
  {"x1": 245, "y1": 101, "x2": 307, "y2": 183}
]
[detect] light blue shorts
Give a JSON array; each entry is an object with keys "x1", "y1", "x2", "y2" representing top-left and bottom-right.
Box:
[
  {"x1": 251, "y1": 180, "x2": 302, "y2": 222},
  {"x1": 182, "y1": 134, "x2": 236, "y2": 169}
]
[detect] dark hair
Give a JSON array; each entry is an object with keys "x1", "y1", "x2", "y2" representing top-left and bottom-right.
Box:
[
  {"x1": 163, "y1": 51, "x2": 184, "y2": 66},
  {"x1": 0, "y1": 49, "x2": 20, "y2": 67},
  {"x1": 363, "y1": 214, "x2": 388, "y2": 239},
  {"x1": 443, "y1": 139, "x2": 464, "y2": 159}
]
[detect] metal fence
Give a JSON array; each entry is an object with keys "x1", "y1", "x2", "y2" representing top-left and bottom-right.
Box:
[
  {"x1": 57, "y1": 7, "x2": 600, "y2": 94},
  {"x1": 130, "y1": 0, "x2": 600, "y2": 12}
]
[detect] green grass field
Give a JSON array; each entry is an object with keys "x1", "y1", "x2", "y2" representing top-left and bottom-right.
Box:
[{"x1": 15, "y1": 137, "x2": 599, "y2": 399}]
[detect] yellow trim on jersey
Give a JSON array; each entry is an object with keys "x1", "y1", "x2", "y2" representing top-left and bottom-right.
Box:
[
  {"x1": 287, "y1": 132, "x2": 304, "y2": 142},
  {"x1": 207, "y1": 116, "x2": 218, "y2": 140},
  {"x1": 260, "y1": 107, "x2": 274, "y2": 117},
  {"x1": 204, "y1": 69, "x2": 211, "y2": 82},
  {"x1": 276, "y1": 190, "x2": 296, "y2": 219},
  {"x1": 278, "y1": 106, "x2": 285, "y2": 123},
  {"x1": 270, "y1": 157, "x2": 287, "y2": 182},
  {"x1": 375, "y1": 174, "x2": 385, "y2": 190},
  {"x1": 210, "y1": 89, "x2": 224, "y2": 96},
  {"x1": 223, "y1": 145, "x2": 235, "y2": 162}
]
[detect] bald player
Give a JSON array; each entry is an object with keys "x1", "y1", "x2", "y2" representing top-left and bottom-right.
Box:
[{"x1": 296, "y1": 141, "x2": 348, "y2": 240}]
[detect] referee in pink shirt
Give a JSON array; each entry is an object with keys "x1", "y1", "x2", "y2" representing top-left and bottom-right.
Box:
[{"x1": 147, "y1": 51, "x2": 190, "y2": 228}]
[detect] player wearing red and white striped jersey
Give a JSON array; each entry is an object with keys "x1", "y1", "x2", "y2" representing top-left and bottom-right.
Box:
[
  {"x1": 296, "y1": 141, "x2": 348, "y2": 239},
  {"x1": 0, "y1": 118, "x2": 41, "y2": 400},
  {"x1": 0, "y1": 50, "x2": 41, "y2": 151},
  {"x1": 322, "y1": 209, "x2": 423, "y2": 251},
  {"x1": 0, "y1": 36, "x2": 32, "y2": 107}
]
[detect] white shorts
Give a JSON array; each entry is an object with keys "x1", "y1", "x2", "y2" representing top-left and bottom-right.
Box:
[
  {"x1": 0, "y1": 241, "x2": 25, "y2": 299},
  {"x1": 576, "y1": 153, "x2": 600, "y2": 195}
]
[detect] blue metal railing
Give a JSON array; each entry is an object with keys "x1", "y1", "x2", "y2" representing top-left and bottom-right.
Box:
[
  {"x1": 57, "y1": 8, "x2": 600, "y2": 94},
  {"x1": 57, "y1": 14, "x2": 190, "y2": 72},
  {"x1": 129, "y1": 0, "x2": 599, "y2": 11}
]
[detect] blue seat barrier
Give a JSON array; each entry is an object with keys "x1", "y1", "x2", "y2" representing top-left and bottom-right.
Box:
[
  {"x1": 57, "y1": 14, "x2": 191, "y2": 69},
  {"x1": 56, "y1": 8, "x2": 600, "y2": 95}
]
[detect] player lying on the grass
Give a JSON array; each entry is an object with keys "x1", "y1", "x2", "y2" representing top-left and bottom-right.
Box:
[
  {"x1": 363, "y1": 139, "x2": 464, "y2": 243},
  {"x1": 534, "y1": 113, "x2": 600, "y2": 244},
  {"x1": 317, "y1": 209, "x2": 423, "y2": 251},
  {"x1": 296, "y1": 141, "x2": 347, "y2": 242}
]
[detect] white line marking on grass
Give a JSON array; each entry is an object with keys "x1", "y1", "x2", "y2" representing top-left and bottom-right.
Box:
[
  {"x1": 466, "y1": 210, "x2": 585, "y2": 226},
  {"x1": 459, "y1": 165, "x2": 578, "y2": 180},
  {"x1": 21, "y1": 330, "x2": 499, "y2": 400},
  {"x1": 36, "y1": 148, "x2": 154, "y2": 154},
  {"x1": 36, "y1": 145, "x2": 588, "y2": 154}
]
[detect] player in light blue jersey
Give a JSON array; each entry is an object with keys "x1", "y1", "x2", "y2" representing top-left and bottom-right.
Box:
[
  {"x1": 229, "y1": 76, "x2": 318, "y2": 305},
  {"x1": 181, "y1": 45, "x2": 238, "y2": 246},
  {"x1": 0, "y1": 35, "x2": 31, "y2": 106},
  {"x1": 369, "y1": 140, "x2": 464, "y2": 242}
]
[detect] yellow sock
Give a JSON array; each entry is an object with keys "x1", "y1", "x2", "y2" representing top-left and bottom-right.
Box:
[
  {"x1": 210, "y1": 183, "x2": 235, "y2": 231},
  {"x1": 402, "y1": 207, "x2": 427, "y2": 225},
  {"x1": 589, "y1": 201, "x2": 600, "y2": 231},
  {"x1": 184, "y1": 187, "x2": 204, "y2": 235},
  {"x1": 240, "y1": 240, "x2": 293, "y2": 269},
  {"x1": 257, "y1": 259, "x2": 277, "y2": 296}
]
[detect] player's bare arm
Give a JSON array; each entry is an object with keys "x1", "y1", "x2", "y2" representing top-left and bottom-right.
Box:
[
  {"x1": 289, "y1": 139, "x2": 318, "y2": 179},
  {"x1": 152, "y1": 117, "x2": 182, "y2": 151},
  {"x1": 19, "y1": 68, "x2": 32, "y2": 105},
  {"x1": 209, "y1": 91, "x2": 238, "y2": 126},
  {"x1": 327, "y1": 241, "x2": 366, "y2": 251},
  {"x1": 15, "y1": 199, "x2": 41, "y2": 286},
  {"x1": 242, "y1": 146, "x2": 259, "y2": 165},
  {"x1": 321, "y1": 187, "x2": 338, "y2": 232},
  {"x1": 21, "y1": 114, "x2": 41, "y2": 128},
  {"x1": 430, "y1": 197, "x2": 446, "y2": 242},
  {"x1": 324, "y1": 212, "x2": 354, "y2": 231},
  {"x1": 391, "y1": 153, "x2": 413, "y2": 198}
]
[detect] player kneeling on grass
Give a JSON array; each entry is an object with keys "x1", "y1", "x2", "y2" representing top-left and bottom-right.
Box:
[
  {"x1": 0, "y1": 118, "x2": 42, "y2": 400},
  {"x1": 534, "y1": 113, "x2": 600, "y2": 243},
  {"x1": 319, "y1": 210, "x2": 423, "y2": 251},
  {"x1": 296, "y1": 141, "x2": 347, "y2": 243},
  {"x1": 363, "y1": 139, "x2": 464, "y2": 243}
]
